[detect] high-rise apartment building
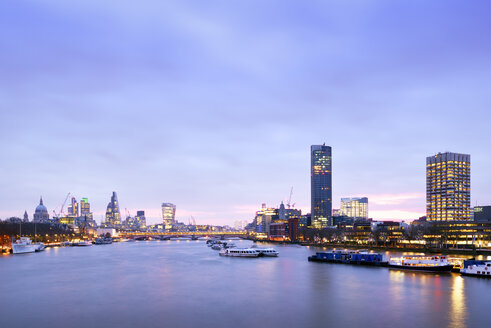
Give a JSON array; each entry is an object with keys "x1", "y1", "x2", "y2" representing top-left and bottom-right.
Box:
[
  {"x1": 426, "y1": 152, "x2": 470, "y2": 221},
  {"x1": 105, "y1": 192, "x2": 122, "y2": 226},
  {"x1": 162, "y1": 203, "x2": 176, "y2": 229},
  {"x1": 311, "y1": 144, "x2": 332, "y2": 228},
  {"x1": 340, "y1": 197, "x2": 368, "y2": 218}
]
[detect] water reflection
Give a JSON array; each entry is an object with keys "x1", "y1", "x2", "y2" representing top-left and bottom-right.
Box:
[{"x1": 449, "y1": 276, "x2": 467, "y2": 328}]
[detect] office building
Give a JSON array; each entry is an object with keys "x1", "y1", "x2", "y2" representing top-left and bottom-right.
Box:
[
  {"x1": 311, "y1": 144, "x2": 332, "y2": 228},
  {"x1": 80, "y1": 197, "x2": 93, "y2": 220},
  {"x1": 340, "y1": 197, "x2": 368, "y2": 219},
  {"x1": 162, "y1": 203, "x2": 176, "y2": 229},
  {"x1": 426, "y1": 152, "x2": 471, "y2": 221},
  {"x1": 67, "y1": 197, "x2": 79, "y2": 218},
  {"x1": 135, "y1": 210, "x2": 147, "y2": 228},
  {"x1": 473, "y1": 206, "x2": 491, "y2": 222},
  {"x1": 105, "y1": 192, "x2": 122, "y2": 226}
]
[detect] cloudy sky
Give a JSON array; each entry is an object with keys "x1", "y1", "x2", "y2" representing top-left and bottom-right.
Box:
[{"x1": 1, "y1": 0, "x2": 491, "y2": 225}]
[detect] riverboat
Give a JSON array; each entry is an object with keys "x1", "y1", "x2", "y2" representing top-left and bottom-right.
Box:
[
  {"x1": 211, "y1": 244, "x2": 223, "y2": 250},
  {"x1": 308, "y1": 250, "x2": 387, "y2": 266},
  {"x1": 93, "y1": 237, "x2": 112, "y2": 245},
  {"x1": 219, "y1": 248, "x2": 260, "y2": 258},
  {"x1": 34, "y1": 242, "x2": 46, "y2": 252},
  {"x1": 460, "y1": 260, "x2": 491, "y2": 278},
  {"x1": 253, "y1": 248, "x2": 279, "y2": 257},
  {"x1": 388, "y1": 255, "x2": 453, "y2": 272},
  {"x1": 72, "y1": 240, "x2": 93, "y2": 247},
  {"x1": 11, "y1": 237, "x2": 37, "y2": 254}
]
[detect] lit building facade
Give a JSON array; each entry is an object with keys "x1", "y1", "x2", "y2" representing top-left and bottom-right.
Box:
[
  {"x1": 311, "y1": 144, "x2": 332, "y2": 228},
  {"x1": 254, "y1": 204, "x2": 278, "y2": 237},
  {"x1": 162, "y1": 203, "x2": 176, "y2": 229},
  {"x1": 426, "y1": 152, "x2": 471, "y2": 221},
  {"x1": 135, "y1": 210, "x2": 147, "y2": 228},
  {"x1": 105, "y1": 192, "x2": 122, "y2": 226},
  {"x1": 67, "y1": 197, "x2": 79, "y2": 218},
  {"x1": 340, "y1": 197, "x2": 368, "y2": 219},
  {"x1": 80, "y1": 197, "x2": 93, "y2": 220}
]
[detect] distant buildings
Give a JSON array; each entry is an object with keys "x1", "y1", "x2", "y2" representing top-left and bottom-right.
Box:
[
  {"x1": 33, "y1": 197, "x2": 49, "y2": 223},
  {"x1": 135, "y1": 210, "x2": 147, "y2": 228},
  {"x1": 105, "y1": 192, "x2": 122, "y2": 226},
  {"x1": 67, "y1": 197, "x2": 79, "y2": 218},
  {"x1": 426, "y1": 152, "x2": 471, "y2": 221},
  {"x1": 340, "y1": 197, "x2": 368, "y2": 219},
  {"x1": 311, "y1": 144, "x2": 332, "y2": 228},
  {"x1": 80, "y1": 198, "x2": 93, "y2": 220},
  {"x1": 162, "y1": 203, "x2": 176, "y2": 229}
]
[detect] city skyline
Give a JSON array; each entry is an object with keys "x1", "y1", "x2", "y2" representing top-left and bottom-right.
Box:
[{"x1": 1, "y1": 1, "x2": 491, "y2": 225}]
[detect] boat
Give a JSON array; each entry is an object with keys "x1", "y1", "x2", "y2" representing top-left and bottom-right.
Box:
[
  {"x1": 460, "y1": 260, "x2": 491, "y2": 278},
  {"x1": 219, "y1": 248, "x2": 260, "y2": 257},
  {"x1": 34, "y1": 242, "x2": 46, "y2": 252},
  {"x1": 388, "y1": 255, "x2": 453, "y2": 272},
  {"x1": 308, "y1": 250, "x2": 386, "y2": 266},
  {"x1": 11, "y1": 237, "x2": 37, "y2": 254},
  {"x1": 93, "y1": 237, "x2": 112, "y2": 245},
  {"x1": 448, "y1": 257, "x2": 468, "y2": 272},
  {"x1": 211, "y1": 244, "x2": 223, "y2": 250},
  {"x1": 72, "y1": 240, "x2": 93, "y2": 247},
  {"x1": 256, "y1": 248, "x2": 279, "y2": 257}
]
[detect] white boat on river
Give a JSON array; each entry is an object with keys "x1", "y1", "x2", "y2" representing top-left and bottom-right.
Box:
[
  {"x1": 219, "y1": 248, "x2": 260, "y2": 257},
  {"x1": 11, "y1": 237, "x2": 37, "y2": 254}
]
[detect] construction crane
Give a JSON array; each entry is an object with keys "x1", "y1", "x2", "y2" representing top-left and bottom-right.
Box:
[
  {"x1": 53, "y1": 192, "x2": 71, "y2": 218},
  {"x1": 188, "y1": 216, "x2": 196, "y2": 226},
  {"x1": 286, "y1": 186, "x2": 295, "y2": 209}
]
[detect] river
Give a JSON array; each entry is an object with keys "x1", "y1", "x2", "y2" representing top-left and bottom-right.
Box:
[{"x1": 0, "y1": 240, "x2": 489, "y2": 328}]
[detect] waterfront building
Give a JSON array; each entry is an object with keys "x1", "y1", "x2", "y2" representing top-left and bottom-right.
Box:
[
  {"x1": 473, "y1": 206, "x2": 491, "y2": 222},
  {"x1": 340, "y1": 197, "x2": 368, "y2": 219},
  {"x1": 33, "y1": 197, "x2": 50, "y2": 223},
  {"x1": 426, "y1": 152, "x2": 471, "y2": 221},
  {"x1": 254, "y1": 204, "x2": 278, "y2": 237},
  {"x1": 135, "y1": 210, "x2": 147, "y2": 228},
  {"x1": 105, "y1": 192, "x2": 122, "y2": 226},
  {"x1": 162, "y1": 203, "x2": 176, "y2": 229},
  {"x1": 311, "y1": 144, "x2": 332, "y2": 228},
  {"x1": 67, "y1": 197, "x2": 79, "y2": 217},
  {"x1": 23, "y1": 211, "x2": 29, "y2": 222},
  {"x1": 423, "y1": 221, "x2": 491, "y2": 248}
]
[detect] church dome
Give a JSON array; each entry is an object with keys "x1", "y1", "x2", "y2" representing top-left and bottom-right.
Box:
[{"x1": 35, "y1": 197, "x2": 48, "y2": 213}]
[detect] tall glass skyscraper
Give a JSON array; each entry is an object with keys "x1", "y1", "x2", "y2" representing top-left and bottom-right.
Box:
[
  {"x1": 162, "y1": 203, "x2": 176, "y2": 229},
  {"x1": 426, "y1": 152, "x2": 471, "y2": 221},
  {"x1": 105, "y1": 192, "x2": 122, "y2": 226},
  {"x1": 311, "y1": 144, "x2": 332, "y2": 228}
]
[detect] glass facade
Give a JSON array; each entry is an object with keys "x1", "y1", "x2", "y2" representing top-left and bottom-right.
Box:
[
  {"x1": 311, "y1": 144, "x2": 332, "y2": 228},
  {"x1": 340, "y1": 197, "x2": 368, "y2": 218},
  {"x1": 426, "y1": 152, "x2": 471, "y2": 221},
  {"x1": 162, "y1": 203, "x2": 176, "y2": 229},
  {"x1": 67, "y1": 197, "x2": 79, "y2": 218},
  {"x1": 105, "y1": 192, "x2": 121, "y2": 226}
]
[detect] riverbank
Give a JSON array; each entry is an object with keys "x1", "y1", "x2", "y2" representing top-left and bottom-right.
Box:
[{"x1": 250, "y1": 239, "x2": 491, "y2": 256}]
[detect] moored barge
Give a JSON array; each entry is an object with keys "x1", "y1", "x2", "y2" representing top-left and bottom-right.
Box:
[{"x1": 308, "y1": 250, "x2": 388, "y2": 266}]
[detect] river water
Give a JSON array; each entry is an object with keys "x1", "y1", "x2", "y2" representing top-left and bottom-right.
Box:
[{"x1": 0, "y1": 240, "x2": 489, "y2": 328}]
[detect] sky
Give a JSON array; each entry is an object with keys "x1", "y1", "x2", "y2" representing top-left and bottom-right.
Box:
[{"x1": 1, "y1": 0, "x2": 491, "y2": 226}]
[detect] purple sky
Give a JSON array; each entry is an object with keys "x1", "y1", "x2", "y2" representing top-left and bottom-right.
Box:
[{"x1": 1, "y1": 1, "x2": 491, "y2": 226}]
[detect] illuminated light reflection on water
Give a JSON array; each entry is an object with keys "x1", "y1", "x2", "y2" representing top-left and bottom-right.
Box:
[{"x1": 0, "y1": 241, "x2": 489, "y2": 328}]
